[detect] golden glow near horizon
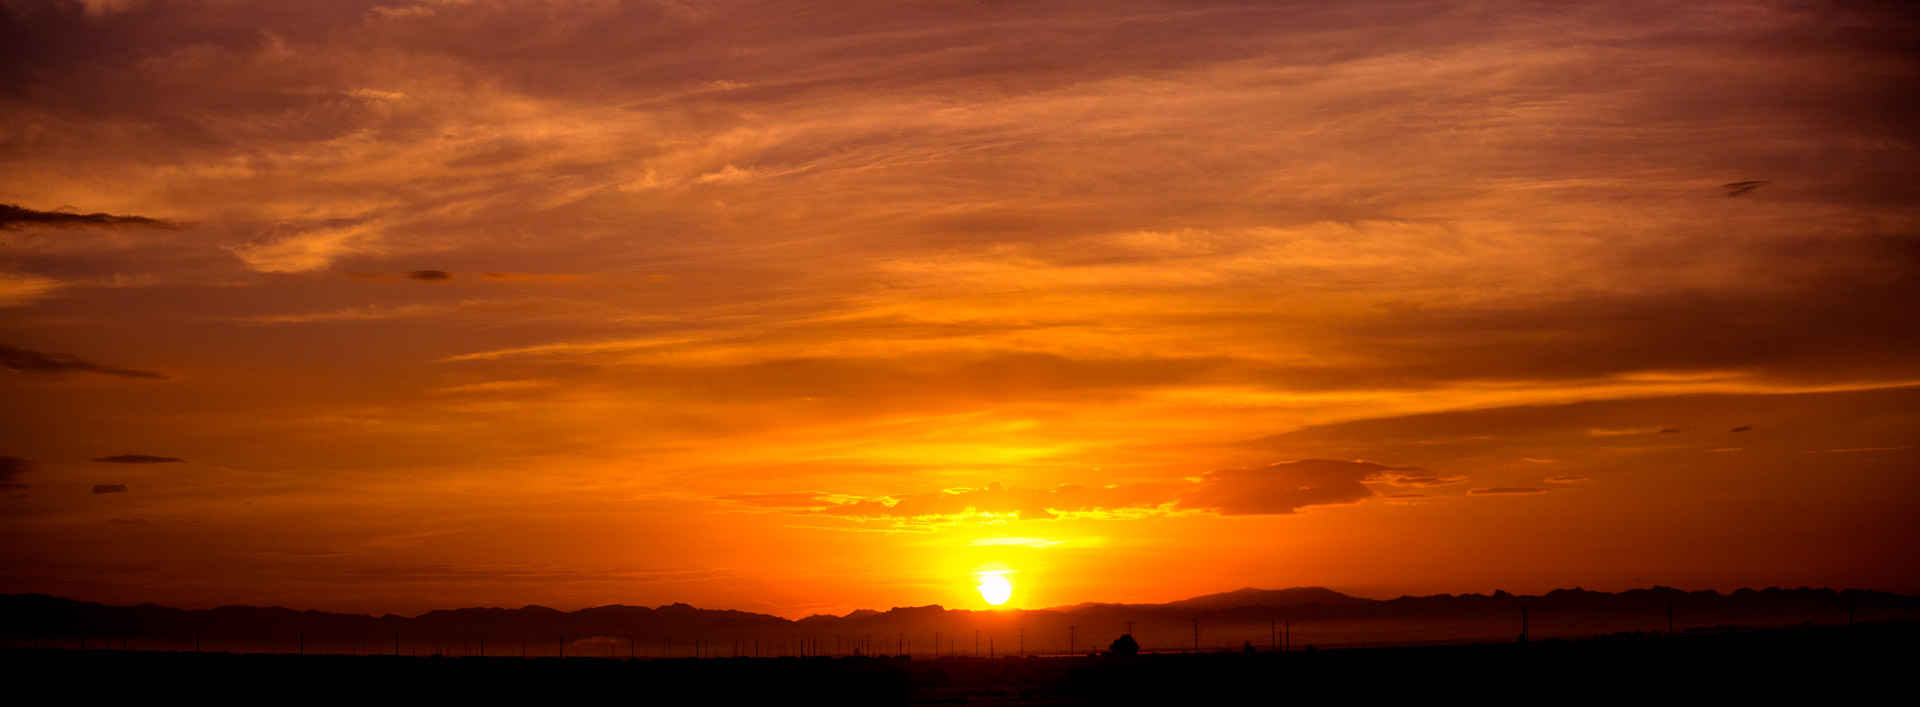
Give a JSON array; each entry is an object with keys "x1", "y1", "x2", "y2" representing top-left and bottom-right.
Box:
[{"x1": 1, "y1": 1, "x2": 1917, "y2": 617}]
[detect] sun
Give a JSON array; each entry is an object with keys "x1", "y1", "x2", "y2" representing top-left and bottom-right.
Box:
[{"x1": 976, "y1": 571, "x2": 1013, "y2": 606}]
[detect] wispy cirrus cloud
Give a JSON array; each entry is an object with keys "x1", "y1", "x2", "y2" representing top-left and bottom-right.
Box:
[
  {"x1": 0, "y1": 273, "x2": 62, "y2": 308},
  {"x1": 1, "y1": 0, "x2": 1916, "y2": 614}
]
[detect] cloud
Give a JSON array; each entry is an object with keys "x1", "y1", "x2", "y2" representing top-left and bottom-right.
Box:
[
  {"x1": 1543, "y1": 475, "x2": 1590, "y2": 484},
  {"x1": 237, "y1": 301, "x2": 462, "y2": 324},
  {"x1": 0, "y1": 203, "x2": 174, "y2": 230},
  {"x1": 1729, "y1": 426, "x2": 1752, "y2": 432},
  {"x1": 92, "y1": 484, "x2": 129, "y2": 494},
  {"x1": 1802, "y1": 446, "x2": 1913, "y2": 454},
  {"x1": 1467, "y1": 487, "x2": 1551, "y2": 496},
  {"x1": 1659, "y1": 428, "x2": 1682, "y2": 434},
  {"x1": 0, "y1": 273, "x2": 63, "y2": 308},
  {"x1": 1723, "y1": 181, "x2": 1769, "y2": 197},
  {"x1": 0, "y1": 456, "x2": 34, "y2": 493},
  {"x1": 0, "y1": 344, "x2": 166, "y2": 379},
  {"x1": 968, "y1": 536, "x2": 1066, "y2": 548},
  {"x1": 231, "y1": 219, "x2": 388, "y2": 273},
  {"x1": 108, "y1": 517, "x2": 149, "y2": 525},
  {"x1": 406, "y1": 270, "x2": 453, "y2": 281},
  {"x1": 1178, "y1": 459, "x2": 1401, "y2": 515},
  {"x1": 819, "y1": 481, "x2": 1175, "y2": 522},
  {"x1": 714, "y1": 492, "x2": 837, "y2": 510},
  {"x1": 479, "y1": 272, "x2": 582, "y2": 282},
  {"x1": 90, "y1": 454, "x2": 185, "y2": 464},
  {"x1": 812, "y1": 459, "x2": 1419, "y2": 524},
  {"x1": 1373, "y1": 470, "x2": 1468, "y2": 487}
]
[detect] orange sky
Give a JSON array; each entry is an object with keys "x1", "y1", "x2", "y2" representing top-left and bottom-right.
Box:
[{"x1": 2, "y1": 0, "x2": 1917, "y2": 618}]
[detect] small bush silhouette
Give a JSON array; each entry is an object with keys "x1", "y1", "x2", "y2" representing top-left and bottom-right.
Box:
[{"x1": 1109, "y1": 634, "x2": 1139, "y2": 656}]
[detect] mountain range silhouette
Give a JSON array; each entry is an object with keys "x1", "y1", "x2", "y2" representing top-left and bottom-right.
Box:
[{"x1": 6, "y1": 586, "x2": 1913, "y2": 655}]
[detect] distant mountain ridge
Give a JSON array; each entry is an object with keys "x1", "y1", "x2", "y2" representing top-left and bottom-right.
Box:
[
  {"x1": 5, "y1": 586, "x2": 1915, "y2": 654},
  {"x1": 1050, "y1": 586, "x2": 1372, "y2": 613}
]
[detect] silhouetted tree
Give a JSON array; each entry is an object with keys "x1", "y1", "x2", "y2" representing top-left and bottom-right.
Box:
[{"x1": 1109, "y1": 634, "x2": 1139, "y2": 656}]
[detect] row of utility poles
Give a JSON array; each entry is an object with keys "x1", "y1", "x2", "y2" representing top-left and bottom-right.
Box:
[{"x1": 50, "y1": 596, "x2": 1839, "y2": 657}]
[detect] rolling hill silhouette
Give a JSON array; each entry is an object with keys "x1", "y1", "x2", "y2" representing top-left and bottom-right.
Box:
[{"x1": 5, "y1": 586, "x2": 1914, "y2": 656}]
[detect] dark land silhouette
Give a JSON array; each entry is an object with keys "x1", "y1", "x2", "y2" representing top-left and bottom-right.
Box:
[
  {"x1": 5, "y1": 585, "x2": 1916, "y2": 659},
  {"x1": 3, "y1": 620, "x2": 1914, "y2": 703}
]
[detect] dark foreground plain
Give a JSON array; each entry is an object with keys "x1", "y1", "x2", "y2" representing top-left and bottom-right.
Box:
[{"x1": 11, "y1": 621, "x2": 1914, "y2": 704}]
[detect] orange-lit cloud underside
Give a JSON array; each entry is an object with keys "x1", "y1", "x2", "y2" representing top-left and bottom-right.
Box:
[{"x1": 1, "y1": 1, "x2": 1917, "y2": 617}]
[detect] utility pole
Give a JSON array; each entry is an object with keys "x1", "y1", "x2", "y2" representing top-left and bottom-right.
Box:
[
  {"x1": 1520, "y1": 604, "x2": 1529, "y2": 643},
  {"x1": 1192, "y1": 618, "x2": 1199, "y2": 653},
  {"x1": 975, "y1": 630, "x2": 980, "y2": 657},
  {"x1": 1271, "y1": 620, "x2": 1276, "y2": 652},
  {"x1": 1069, "y1": 625, "x2": 1076, "y2": 656},
  {"x1": 934, "y1": 632, "x2": 940, "y2": 658},
  {"x1": 1285, "y1": 618, "x2": 1290, "y2": 652},
  {"x1": 1667, "y1": 600, "x2": 1674, "y2": 636},
  {"x1": 1019, "y1": 627, "x2": 1025, "y2": 657}
]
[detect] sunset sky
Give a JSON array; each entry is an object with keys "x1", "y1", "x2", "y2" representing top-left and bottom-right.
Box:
[{"x1": 2, "y1": 0, "x2": 1916, "y2": 618}]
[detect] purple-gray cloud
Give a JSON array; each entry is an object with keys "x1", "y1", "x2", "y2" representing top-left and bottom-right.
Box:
[
  {"x1": 0, "y1": 203, "x2": 172, "y2": 230},
  {"x1": 0, "y1": 456, "x2": 34, "y2": 493},
  {"x1": 1177, "y1": 460, "x2": 1406, "y2": 515},
  {"x1": 0, "y1": 345, "x2": 165, "y2": 379}
]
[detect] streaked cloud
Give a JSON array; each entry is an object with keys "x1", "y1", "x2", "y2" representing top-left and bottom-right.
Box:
[
  {"x1": 0, "y1": 456, "x2": 33, "y2": 494},
  {"x1": 0, "y1": 203, "x2": 174, "y2": 230},
  {"x1": 0, "y1": 273, "x2": 62, "y2": 308},
  {"x1": 1467, "y1": 487, "x2": 1551, "y2": 496},
  {"x1": 91, "y1": 454, "x2": 186, "y2": 464},
  {"x1": 0, "y1": 345, "x2": 166, "y2": 379},
  {"x1": 0, "y1": 0, "x2": 1915, "y2": 615}
]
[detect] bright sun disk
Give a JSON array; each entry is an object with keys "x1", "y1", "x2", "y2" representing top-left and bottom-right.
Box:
[{"x1": 976, "y1": 573, "x2": 1013, "y2": 605}]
